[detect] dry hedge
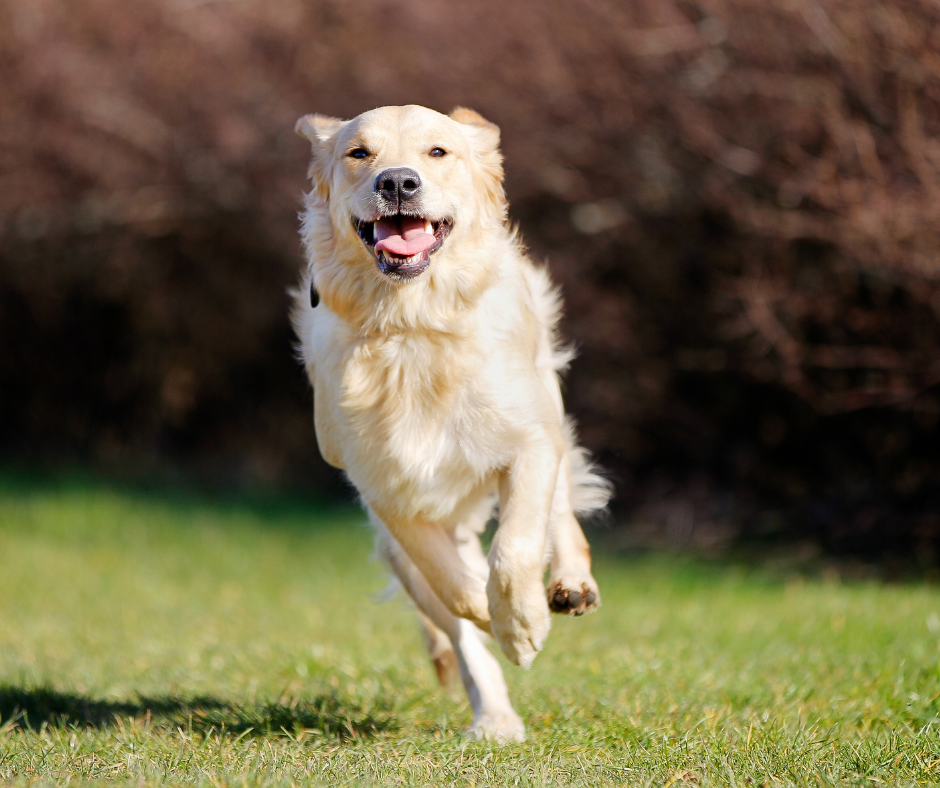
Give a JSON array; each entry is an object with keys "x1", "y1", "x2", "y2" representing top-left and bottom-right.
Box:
[{"x1": 3, "y1": 0, "x2": 940, "y2": 555}]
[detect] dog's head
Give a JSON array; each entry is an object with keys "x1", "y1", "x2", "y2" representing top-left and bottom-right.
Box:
[{"x1": 296, "y1": 105, "x2": 505, "y2": 285}]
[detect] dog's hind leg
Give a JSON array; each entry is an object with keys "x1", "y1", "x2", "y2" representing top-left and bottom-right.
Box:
[
  {"x1": 414, "y1": 609, "x2": 459, "y2": 687},
  {"x1": 372, "y1": 514, "x2": 526, "y2": 743},
  {"x1": 414, "y1": 496, "x2": 494, "y2": 687}
]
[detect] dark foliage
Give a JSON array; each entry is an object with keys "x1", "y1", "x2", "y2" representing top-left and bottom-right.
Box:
[{"x1": 3, "y1": 0, "x2": 940, "y2": 556}]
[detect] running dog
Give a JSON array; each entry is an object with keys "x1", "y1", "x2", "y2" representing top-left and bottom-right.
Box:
[{"x1": 292, "y1": 104, "x2": 610, "y2": 742}]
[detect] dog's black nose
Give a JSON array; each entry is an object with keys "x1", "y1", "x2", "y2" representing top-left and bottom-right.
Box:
[{"x1": 374, "y1": 168, "x2": 422, "y2": 207}]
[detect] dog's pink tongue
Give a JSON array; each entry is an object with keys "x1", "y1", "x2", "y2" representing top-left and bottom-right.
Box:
[{"x1": 374, "y1": 217, "x2": 436, "y2": 256}]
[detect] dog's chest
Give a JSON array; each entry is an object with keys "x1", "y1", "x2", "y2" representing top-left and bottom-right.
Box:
[{"x1": 335, "y1": 333, "x2": 507, "y2": 501}]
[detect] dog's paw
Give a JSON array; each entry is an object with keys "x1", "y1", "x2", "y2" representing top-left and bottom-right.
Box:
[
  {"x1": 547, "y1": 577, "x2": 600, "y2": 616},
  {"x1": 487, "y1": 574, "x2": 551, "y2": 668},
  {"x1": 467, "y1": 712, "x2": 526, "y2": 744}
]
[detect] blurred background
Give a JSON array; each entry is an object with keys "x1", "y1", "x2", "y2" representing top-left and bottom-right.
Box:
[{"x1": 3, "y1": 0, "x2": 940, "y2": 563}]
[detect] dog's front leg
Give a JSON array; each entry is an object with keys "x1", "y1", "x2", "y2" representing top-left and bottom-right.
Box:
[
  {"x1": 546, "y1": 451, "x2": 601, "y2": 616},
  {"x1": 488, "y1": 431, "x2": 562, "y2": 668},
  {"x1": 369, "y1": 504, "x2": 492, "y2": 630}
]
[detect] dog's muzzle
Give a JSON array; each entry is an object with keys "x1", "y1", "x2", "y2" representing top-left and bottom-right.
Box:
[{"x1": 353, "y1": 214, "x2": 453, "y2": 282}]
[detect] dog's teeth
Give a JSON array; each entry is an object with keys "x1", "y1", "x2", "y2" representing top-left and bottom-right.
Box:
[{"x1": 424, "y1": 220, "x2": 433, "y2": 235}]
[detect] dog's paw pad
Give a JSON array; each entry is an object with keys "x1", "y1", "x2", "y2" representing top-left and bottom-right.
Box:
[{"x1": 547, "y1": 581, "x2": 598, "y2": 616}]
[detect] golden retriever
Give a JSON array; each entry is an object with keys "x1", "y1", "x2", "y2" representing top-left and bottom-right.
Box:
[{"x1": 292, "y1": 105, "x2": 609, "y2": 742}]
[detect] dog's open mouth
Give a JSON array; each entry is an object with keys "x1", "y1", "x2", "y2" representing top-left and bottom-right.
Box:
[{"x1": 353, "y1": 214, "x2": 453, "y2": 281}]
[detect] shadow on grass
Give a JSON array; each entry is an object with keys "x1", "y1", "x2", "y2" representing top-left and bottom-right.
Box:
[{"x1": 0, "y1": 685, "x2": 395, "y2": 740}]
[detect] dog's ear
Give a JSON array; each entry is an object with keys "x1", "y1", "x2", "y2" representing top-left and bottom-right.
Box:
[
  {"x1": 450, "y1": 107, "x2": 506, "y2": 221},
  {"x1": 296, "y1": 114, "x2": 346, "y2": 145},
  {"x1": 449, "y1": 107, "x2": 500, "y2": 150},
  {"x1": 296, "y1": 114, "x2": 347, "y2": 198}
]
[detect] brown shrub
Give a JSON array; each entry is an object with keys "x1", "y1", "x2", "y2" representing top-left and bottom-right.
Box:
[{"x1": 3, "y1": 0, "x2": 940, "y2": 555}]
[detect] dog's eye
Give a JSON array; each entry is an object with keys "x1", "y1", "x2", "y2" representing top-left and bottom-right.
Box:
[
  {"x1": 347, "y1": 148, "x2": 370, "y2": 159},
  {"x1": 429, "y1": 147, "x2": 447, "y2": 158}
]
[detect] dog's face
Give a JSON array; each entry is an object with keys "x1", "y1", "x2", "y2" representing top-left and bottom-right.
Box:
[{"x1": 297, "y1": 105, "x2": 505, "y2": 283}]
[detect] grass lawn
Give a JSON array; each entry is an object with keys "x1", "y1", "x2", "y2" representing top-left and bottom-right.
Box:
[{"x1": 1, "y1": 479, "x2": 940, "y2": 786}]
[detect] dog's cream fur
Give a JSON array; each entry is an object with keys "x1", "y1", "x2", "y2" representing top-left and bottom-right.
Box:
[{"x1": 292, "y1": 105, "x2": 609, "y2": 742}]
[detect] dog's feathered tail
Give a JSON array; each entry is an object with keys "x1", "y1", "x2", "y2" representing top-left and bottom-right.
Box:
[
  {"x1": 564, "y1": 417, "x2": 613, "y2": 517},
  {"x1": 523, "y1": 262, "x2": 613, "y2": 518}
]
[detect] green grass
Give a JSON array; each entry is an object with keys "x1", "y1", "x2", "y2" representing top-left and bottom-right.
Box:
[{"x1": 2, "y1": 479, "x2": 940, "y2": 786}]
